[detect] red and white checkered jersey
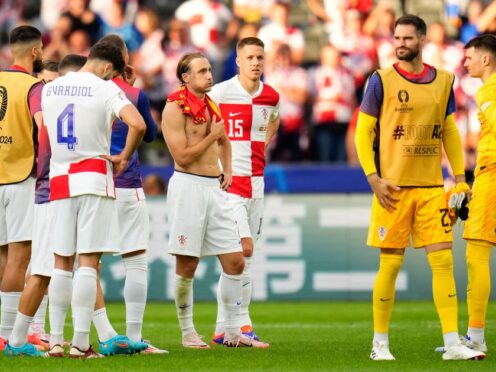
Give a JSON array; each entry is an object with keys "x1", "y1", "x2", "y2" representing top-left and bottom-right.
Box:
[
  {"x1": 209, "y1": 76, "x2": 279, "y2": 199},
  {"x1": 41, "y1": 71, "x2": 131, "y2": 201}
]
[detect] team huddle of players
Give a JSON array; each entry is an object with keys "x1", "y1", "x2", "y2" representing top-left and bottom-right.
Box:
[
  {"x1": 0, "y1": 24, "x2": 279, "y2": 358},
  {"x1": 0, "y1": 12, "x2": 495, "y2": 362}
]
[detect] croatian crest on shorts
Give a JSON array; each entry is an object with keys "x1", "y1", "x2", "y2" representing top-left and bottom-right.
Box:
[
  {"x1": 178, "y1": 235, "x2": 187, "y2": 247},
  {"x1": 378, "y1": 226, "x2": 388, "y2": 241}
]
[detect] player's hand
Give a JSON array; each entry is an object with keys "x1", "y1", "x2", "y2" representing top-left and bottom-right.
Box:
[
  {"x1": 123, "y1": 65, "x2": 136, "y2": 86},
  {"x1": 210, "y1": 115, "x2": 225, "y2": 139},
  {"x1": 368, "y1": 174, "x2": 400, "y2": 212},
  {"x1": 219, "y1": 171, "x2": 232, "y2": 191},
  {"x1": 101, "y1": 154, "x2": 128, "y2": 177},
  {"x1": 446, "y1": 181, "x2": 470, "y2": 224}
]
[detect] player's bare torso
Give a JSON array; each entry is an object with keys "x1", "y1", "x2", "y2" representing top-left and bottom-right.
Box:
[{"x1": 176, "y1": 107, "x2": 221, "y2": 177}]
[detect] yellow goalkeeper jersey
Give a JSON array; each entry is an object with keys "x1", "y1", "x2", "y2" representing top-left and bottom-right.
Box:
[{"x1": 475, "y1": 72, "x2": 496, "y2": 174}]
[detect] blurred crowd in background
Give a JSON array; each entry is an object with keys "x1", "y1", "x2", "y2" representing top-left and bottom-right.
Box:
[{"x1": 1, "y1": 0, "x2": 495, "y2": 172}]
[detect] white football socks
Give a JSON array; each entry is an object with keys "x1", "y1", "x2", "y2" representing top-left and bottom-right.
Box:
[
  {"x1": 71, "y1": 267, "x2": 97, "y2": 351},
  {"x1": 9, "y1": 312, "x2": 32, "y2": 347},
  {"x1": 174, "y1": 275, "x2": 194, "y2": 337},
  {"x1": 373, "y1": 332, "x2": 389, "y2": 344},
  {"x1": 215, "y1": 273, "x2": 225, "y2": 335},
  {"x1": 92, "y1": 308, "x2": 117, "y2": 342},
  {"x1": 240, "y1": 257, "x2": 253, "y2": 327},
  {"x1": 219, "y1": 272, "x2": 242, "y2": 340},
  {"x1": 0, "y1": 291, "x2": 22, "y2": 340},
  {"x1": 444, "y1": 331, "x2": 459, "y2": 348},
  {"x1": 48, "y1": 269, "x2": 73, "y2": 348},
  {"x1": 30, "y1": 294, "x2": 48, "y2": 334},
  {"x1": 467, "y1": 327, "x2": 485, "y2": 344},
  {"x1": 123, "y1": 253, "x2": 147, "y2": 342}
]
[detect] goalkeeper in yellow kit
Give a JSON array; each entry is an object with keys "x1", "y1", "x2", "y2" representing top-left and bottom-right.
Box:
[
  {"x1": 355, "y1": 14, "x2": 484, "y2": 361},
  {"x1": 459, "y1": 34, "x2": 496, "y2": 353}
]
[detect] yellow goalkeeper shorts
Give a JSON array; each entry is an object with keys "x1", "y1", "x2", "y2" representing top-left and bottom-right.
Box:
[
  {"x1": 463, "y1": 165, "x2": 496, "y2": 245},
  {"x1": 367, "y1": 186, "x2": 453, "y2": 249}
]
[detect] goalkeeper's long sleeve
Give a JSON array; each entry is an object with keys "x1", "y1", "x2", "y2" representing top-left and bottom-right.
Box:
[
  {"x1": 442, "y1": 113, "x2": 465, "y2": 177},
  {"x1": 354, "y1": 111, "x2": 378, "y2": 176}
]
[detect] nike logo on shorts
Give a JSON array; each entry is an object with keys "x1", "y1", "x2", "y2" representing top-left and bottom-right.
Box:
[
  {"x1": 448, "y1": 293, "x2": 457, "y2": 298},
  {"x1": 379, "y1": 298, "x2": 391, "y2": 302},
  {"x1": 229, "y1": 112, "x2": 242, "y2": 117}
]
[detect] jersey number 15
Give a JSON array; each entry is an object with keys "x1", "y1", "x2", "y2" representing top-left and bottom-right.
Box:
[
  {"x1": 57, "y1": 104, "x2": 78, "y2": 151},
  {"x1": 228, "y1": 118, "x2": 244, "y2": 138}
]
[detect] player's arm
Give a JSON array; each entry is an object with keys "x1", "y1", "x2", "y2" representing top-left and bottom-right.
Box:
[
  {"x1": 137, "y1": 91, "x2": 158, "y2": 143},
  {"x1": 479, "y1": 100, "x2": 496, "y2": 137},
  {"x1": 442, "y1": 113, "x2": 466, "y2": 183},
  {"x1": 355, "y1": 111, "x2": 400, "y2": 211},
  {"x1": 112, "y1": 104, "x2": 146, "y2": 175},
  {"x1": 161, "y1": 103, "x2": 225, "y2": 168},
  {"x1": 265, "y1": 103, "x2": 280, "y2": 148},
  {"x1": 217, "y1": 131, "x2": 232, "y2": 191},
  {"x1": 29, "y1": 82, "x2": 44, "y2": 129}
]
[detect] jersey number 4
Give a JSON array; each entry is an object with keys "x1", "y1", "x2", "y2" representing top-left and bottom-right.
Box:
[{"x1": 57, "y1": 104, "x2": 78, "y2": 150}]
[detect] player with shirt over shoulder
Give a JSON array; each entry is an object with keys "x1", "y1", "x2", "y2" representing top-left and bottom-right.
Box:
[
  {"x1": 42, "y1": 41, "x2": 146, "y2": 359},
  {"x1": 162, "y1": 52, "x2": 268, "y2": 349},
  {"x1": 208, "y1": 37, "x2": 279, "y2": 347},
  {"x1": 355, "y1": 14, "x2": 485, "y2": 361}
]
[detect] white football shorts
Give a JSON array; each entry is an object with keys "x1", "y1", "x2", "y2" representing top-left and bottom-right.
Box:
[
  {"x1": 0, "y1": 177, "x2": 35, "y2": 245},
  {"x1": 167, "y1": 171, "x2": 241, "y2": 257},
  {"x1": 31, "y1": 202, "x2": 54, "y2": 277},
  {"x1": 227, "y1": 193, "x2": 264, "y2": 242},
  {"x1": 49, "y1": 194, "x2": 119, "y2": 256},
  {"x1": 115, "y1": 187, "x2": 149, "y2": 255}
]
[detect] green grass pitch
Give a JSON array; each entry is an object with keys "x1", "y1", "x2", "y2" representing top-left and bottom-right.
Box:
[{"x1": 1, "y1": 301, "x2": 495, "y2": 371}]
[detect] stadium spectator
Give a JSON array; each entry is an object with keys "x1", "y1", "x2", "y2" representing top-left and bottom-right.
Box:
[
  {"x1": 67, "y1": 29, "x2": 91, "y2": 55},
  {"x1": 310, "y1": 44, "x2": 356, "y2": 162},
  {"x1": 332, "y1": 9, "x2": 377, "y2": 98},
  {"x1": 161, "y1": 19, "x2": 199, "y2": 98},
  {"x1": 132, "y1": 8, "x2": 166, "y2": 117},
  {"x1": 363, "y1": 1, "x2": 396, "y2": 68},
  {"x1": 423, "y1": 21, "x2": 464, "y2": 74},
  {"x1": 459, "y1": 0, "x2": 484, "y2": 44},
  {"x1": 266, "y1": 43, "x2": 308, "y2": 162},
  {"x1": 59, "y1": 0, "x2": 103, "y2": 44},
  {"x1": 175, "y1": 0, "x2": 238, "y2": 82},
  {"x1": 101, "y1": 0, "x2": 143, "y2": 53},
  {"x1": 221, "y1": 22, "x2": 259, "y2": 81},
  {"x1": 143, "y1": 174, "x2": 167, "y2": 196},
  {"x1": 232, "y1": 0, "x2": 275, "y2": 24},
  {"x1": 258, "y1": 1, "x2": 305, "y2": 65}
]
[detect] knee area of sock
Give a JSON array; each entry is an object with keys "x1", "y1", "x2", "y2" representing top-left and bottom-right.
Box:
[
  {"x1": 466, "y1": 241, "x2": 492, "y2": 263},
  {"x1": 427, "y1": 250, "x2": 453, "y2": 270},
  {"x1": 123, "y1": 253, "x2": 148, "y2": 272},
  {"x1": 379, "y1": 254, "x2": 404, "y2": 272},
  {"x1": 74, "y1": 267, "x2": 97, "y2": 279}
]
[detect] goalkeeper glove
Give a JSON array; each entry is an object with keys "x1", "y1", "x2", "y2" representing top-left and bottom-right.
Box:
[{"x1": 446, "y1": 182, "x2": 470, "y2": 225}]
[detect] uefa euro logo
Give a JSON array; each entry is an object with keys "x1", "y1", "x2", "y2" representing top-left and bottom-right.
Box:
[{"x1": 398, "y1": 89, "x2": 409, "y2": 103}]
